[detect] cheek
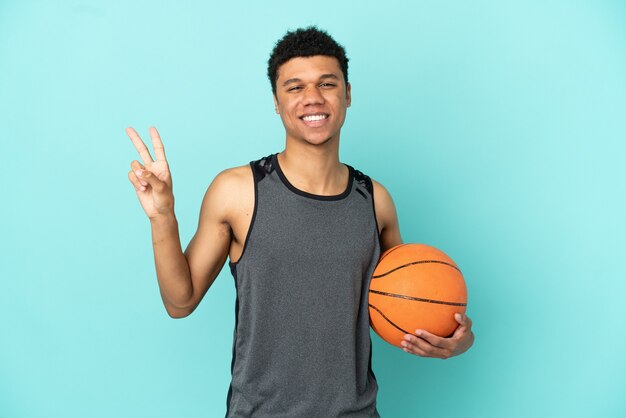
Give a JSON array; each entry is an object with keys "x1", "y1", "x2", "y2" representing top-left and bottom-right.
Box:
[
  {"x1": 284, "y1": 103, "x2": 300, "y2": 121},
  {"x1": 278, "y1": 105, "x2": 299, "y2": 126},
  {"x1": 331, "y1": 95, "x2": 348, "y2": 111},
  {"x1": 334, "y1": 100, "x2": 348, "y2": 119}
]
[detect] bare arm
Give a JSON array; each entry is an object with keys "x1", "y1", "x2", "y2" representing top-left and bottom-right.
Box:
[
  {"x1": 148, "y1": 213, "x2": 194, "y2": 316},
  {"x1": 126, "y1": 127, "x2": 246, "y2": 318},
  {"x1": 173, "y1": 167, "x2": 252, "y2": 317},
  {"x1": 372, "y1": 179, "x2": 403, "y2": 253},
  {"x1": 149, "y1": 169, "x2": 249, "y2": 318},
  {"x1": 370, "y1": 178, "x2": 475, "y2": 358}
]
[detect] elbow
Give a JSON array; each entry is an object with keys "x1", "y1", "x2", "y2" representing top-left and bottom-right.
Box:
[
  {"x1": 164, "y1": 303, "x2": 194, "y2": 319},
  {"x1": 161, "y1": 289, "x2": 196, "y2": 319},
  {"x1": 167, "y1": 310, "x2": 190, "y2": 319}
]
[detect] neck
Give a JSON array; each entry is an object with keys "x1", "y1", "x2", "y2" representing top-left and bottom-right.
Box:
[{"x1": 278, "y1": 136, "x2": 347, "y2": 196}]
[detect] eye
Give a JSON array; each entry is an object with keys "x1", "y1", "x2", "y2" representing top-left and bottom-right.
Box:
[
  {"x1": 320, "y1": 83, "x2": 336, "y2": 88},
  {"x1": 288, "y1": 86, "x2": 302, "y2": 92}
]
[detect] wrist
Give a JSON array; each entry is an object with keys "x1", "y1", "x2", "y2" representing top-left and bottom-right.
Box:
[{"x1": 149, "y1": 211, "x2": 177, "y2": 226}]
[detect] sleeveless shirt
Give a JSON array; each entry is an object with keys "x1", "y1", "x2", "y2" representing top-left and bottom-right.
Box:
[{"x1": 226, "y1": 153, "x2": 381, "y2": 417}]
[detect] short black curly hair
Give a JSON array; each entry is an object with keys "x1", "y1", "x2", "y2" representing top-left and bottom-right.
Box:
[{"x1": 267, "y1": 26, "x2": 349, "y2": 95}]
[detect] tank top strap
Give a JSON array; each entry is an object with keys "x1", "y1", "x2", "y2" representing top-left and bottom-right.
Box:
[
  {"x1": 250, "y1": 154, "x2": 276, "y2": 183},
  {"x1": 352, "y1": 167, "x2": 374, "y2": 196}
]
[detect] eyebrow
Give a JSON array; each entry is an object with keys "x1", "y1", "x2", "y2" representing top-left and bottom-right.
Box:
[{"x1": 282, "y1": 73, "x2": 340, "y2": 87}]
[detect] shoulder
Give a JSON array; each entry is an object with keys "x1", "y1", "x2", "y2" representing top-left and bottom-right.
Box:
[
  {"x1": 370, "y1": 178, "x2": 398, "y2": 228},
  {"x1": 210, "y1": 164, "x2": 253, "y2": 195},
  {"x1": 214, "y1": 164, "x2": 253, "y2": 184},
  {"x1": 200, "y1": 163, "x2": 254, "y2": 222},
  {"x1": 351, "y1": 168, "x2": 393, "y2": 203},
  {"x1": 370, "y1": 177, "x2": 403, "y2": 249},
  {"x1": 347, "y1": 166, "x2": 396, "y2": 217},
  {"x1": 209, "y1": 152, "x2": 276, "y2": 199},
  {"x1": 371, "y1": 178, "x2": 394, "y2": 206}
]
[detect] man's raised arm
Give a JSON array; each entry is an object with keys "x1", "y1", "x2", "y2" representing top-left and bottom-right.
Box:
[{"x1": 126, "y1": 126, "x2": 232, "y2": 318}]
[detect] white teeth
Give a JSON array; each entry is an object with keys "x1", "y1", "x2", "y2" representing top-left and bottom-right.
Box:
[{"x1": 302, "y1": 114, "x2": 327, "y2": 122}]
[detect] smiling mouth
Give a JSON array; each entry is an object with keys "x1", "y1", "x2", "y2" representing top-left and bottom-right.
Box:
[{"x1": 300, "y1": 114, "x2": 329, "y2": 122}]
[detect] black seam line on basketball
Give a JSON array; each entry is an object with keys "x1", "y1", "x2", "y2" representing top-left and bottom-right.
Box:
[
  {"x1": 369, "y1": 304, "x2": 410, "y2": 335},
  {"x1": 372, "y1": 260, "x2": 461, "y2": 278},
  {"x1": 370, "y1": 289, "x2": 467, "y2": 307},
  {"x1": 379, "y1": 244, "x2": 408, "y2": 262}
]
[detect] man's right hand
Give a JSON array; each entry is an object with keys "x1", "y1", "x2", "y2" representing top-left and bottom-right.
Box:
[{"x1": 126, "y1": 126, "x2": 175, "y2": 220}]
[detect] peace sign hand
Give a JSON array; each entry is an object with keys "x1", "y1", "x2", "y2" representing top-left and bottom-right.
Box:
[{"x1": 126, "y1": 126, "x2": 175, "y2": 220}]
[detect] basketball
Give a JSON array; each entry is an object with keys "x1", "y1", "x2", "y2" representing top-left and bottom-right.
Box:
[{"x1": 368, "y1": 243, "x2": 467, "y2": 348}]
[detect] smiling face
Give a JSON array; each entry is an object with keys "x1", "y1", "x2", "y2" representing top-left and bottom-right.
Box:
[{"x1": 273, "y1": 55, "x2": 351, "y2": 147}]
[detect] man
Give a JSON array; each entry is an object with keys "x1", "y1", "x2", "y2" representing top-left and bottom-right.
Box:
[{"x1": 127, "y1": 26, "x2": 474, "y2": 417}]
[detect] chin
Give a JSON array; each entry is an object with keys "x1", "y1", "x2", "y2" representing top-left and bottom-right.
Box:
[
  {"x1": 304, "y1": 135, "x2": 334, "y2": 146},
  {"x1": 303, "y1": 130, "x2": 338, "y2": 144}
]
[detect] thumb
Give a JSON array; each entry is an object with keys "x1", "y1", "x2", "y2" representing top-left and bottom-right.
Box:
[{"x1": 451, "y1": 313, "x2": 471, "y2": 337}]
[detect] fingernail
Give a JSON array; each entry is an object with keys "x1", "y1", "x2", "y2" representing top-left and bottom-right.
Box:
[
  {"x1": 140, "y1": 180, "x2": 147, "y2": 186},
  {"x1": 135, "y1": 169, "x2": 143, "y2": 177},
  {"x1": 401, "y1": 341, "x2": 408, "y2": 347},
  {"x1": 140, "y1": 186, "x2": 146, "y2": 191}
]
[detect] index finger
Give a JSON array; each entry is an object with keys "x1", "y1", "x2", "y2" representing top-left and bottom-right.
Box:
[
  {"x1": 149, "y1": 126, "x2": 167, "y2": 162},
  {"x1": 126, "y1": 127, "x2": 154, "y2": 164}
]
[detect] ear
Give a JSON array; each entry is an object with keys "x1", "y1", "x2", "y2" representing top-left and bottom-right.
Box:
[
  {"x1": 346, "y1": 82, "x2": 352, "y2": 108},
  {"x1": 273, "y1": 94, "x2": 280, "y2": 114}
]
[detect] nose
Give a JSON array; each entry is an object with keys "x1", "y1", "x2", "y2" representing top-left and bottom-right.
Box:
[{"x1": 302, "y1": 85, "x2": 325, "y2": 106}]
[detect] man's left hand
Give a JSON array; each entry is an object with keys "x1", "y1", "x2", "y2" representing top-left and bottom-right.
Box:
[{"x1": 401, "y1": 313, "x2": 474, "y2": 359}]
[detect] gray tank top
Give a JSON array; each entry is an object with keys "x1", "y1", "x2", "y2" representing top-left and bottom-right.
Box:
[{"x1": 226, "y1": 153, "x2": 381, "y2": 417}]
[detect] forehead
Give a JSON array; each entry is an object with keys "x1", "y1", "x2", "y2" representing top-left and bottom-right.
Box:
[{"x1": 276, "y1": 55, "x2": 343, "y2": 82}]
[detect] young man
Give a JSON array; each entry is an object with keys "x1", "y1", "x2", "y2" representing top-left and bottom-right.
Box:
[{"x1": 127, "y1": 27, "x2": 474, "y2": 417}]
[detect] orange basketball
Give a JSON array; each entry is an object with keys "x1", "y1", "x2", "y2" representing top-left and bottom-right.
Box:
[{"x1": 368, "y1": 243, "x2": 467, "y2": 348}]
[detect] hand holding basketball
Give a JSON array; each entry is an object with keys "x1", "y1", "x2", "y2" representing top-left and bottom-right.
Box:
[
  {"x1": 368, "y1": 243, "x2": 474, "y2": 358},
  {"x1": 126, "y1": 126, "x2": 175, "y2": 220},
  {"x1": 401, "y1": 312, "x2": 474, "y2": 359}
]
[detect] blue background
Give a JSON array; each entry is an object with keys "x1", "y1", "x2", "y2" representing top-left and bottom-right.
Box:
[{"x1": 1, "y1": 1, "x2": 625, "y2": 417}]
